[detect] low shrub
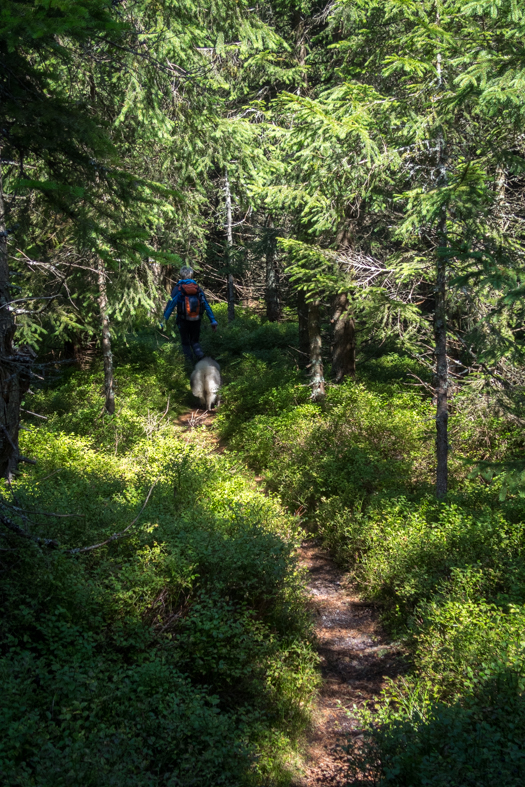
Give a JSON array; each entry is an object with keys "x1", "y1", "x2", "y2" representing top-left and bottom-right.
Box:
[
  {"x1": 213, "y1": 331, "x2": 525, "y2": 786},
  {"x1": 1, "y1": 358, "x2": 317, "y2": 786},
  {"x1": 338, "y1": 495, "x2": 525, "y2": 618},
  {"x1": 226, "y1": 379, "x2": 433, "y2": 511},
  {"x1": 351, "y1": 675, "x2": 525, "y2": 786},
  {"x1": 12, "y1": 317, "x2": 525, "y2": 786}
]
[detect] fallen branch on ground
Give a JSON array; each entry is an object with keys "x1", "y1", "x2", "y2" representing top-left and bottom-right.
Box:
[
  {"x1": 186, "y1": 410, "x2": 209, "y2": 429},
  {"x1": 0, "y1": 476, "x2": 160, "y2": 554},
  {"x1": 20, "y1": 408, "x2": 48, "y2": 420},
  {"x1": 66, "y1": 476, "x2": 160, "y2": 554},
  {"x1": 0, "y1": 511, "x2": 59, "y2": 548}
]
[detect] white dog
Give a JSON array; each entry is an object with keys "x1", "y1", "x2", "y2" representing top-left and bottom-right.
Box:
[{"x1": 190, "y1": 357, "x2": 221, "y2": 411}]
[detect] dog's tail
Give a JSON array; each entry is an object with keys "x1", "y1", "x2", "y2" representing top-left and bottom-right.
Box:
[{"x1": 205, "y1": 384, "x2": 215, "y2": 411}]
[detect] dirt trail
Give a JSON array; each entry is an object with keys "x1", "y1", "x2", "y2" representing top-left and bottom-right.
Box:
[
  {"x1": 296, "y1": 540, "x2": 404, "y2": 786},
  {"x1": 176, "y1": 409, "x2": 403, "y2": 784}
]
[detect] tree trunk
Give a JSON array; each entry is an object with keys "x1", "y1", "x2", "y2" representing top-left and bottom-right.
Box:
[
  {"x1": 308, "y1": 299, "x2": 325, "y2": 401},
  {"x1": 434, "y1": 45, "x2": 448, "y2": 499},
  {"x1": 297, "y1": 288, "x2": 309, "y2": 367},
  {"x1": 0, "y1": 163, "x2": 31, "y2": 479},
  {"x1": 226, "y1": 274, "x2": 234, "y2": 322},
  {"x1": 96, "y1": 258, "x2": 115, "y2": 415},
  {"x1": 148, "y1": 259, "x2": 164, "y2": 318},
  {"x1": 293, "y1": 11, "x2": 308, "y2": 93},
  {"x1": 149, "y1": 259, "x2": 162, "y2": 287},
  {"x1": 495, "y1": 164, "x2": 507, "y2": 229},
  {"x1": 265, "y1": 217, "x2": 280, "y2": 322},
  {"x1": 332, "y1": 292, "x2": 355, "y2": 382},
  {"x1": 224, "y1": 170, "x2": 235, "y2": 323},
  {"x1": 434, "y1": 211, "x2": 448, "y2": 499}
]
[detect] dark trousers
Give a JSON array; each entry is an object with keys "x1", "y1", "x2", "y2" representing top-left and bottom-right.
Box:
[{"x1": 177, "y1": 318, "x2": 204, "y2": 362}]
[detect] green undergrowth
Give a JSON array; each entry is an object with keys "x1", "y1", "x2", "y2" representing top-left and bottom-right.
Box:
[
  {"x1": 8, "y1": 309, "x2": 525, "y2": 785},
  {"x1": 28, "y1": 336, "x2": 190, "y2": 453},
  {"x1": 1, "y1": 336, "x2": 318, "y2": 787},
  {"x1": 205, "y1": 313, "x2": 525, "y2": 786}
]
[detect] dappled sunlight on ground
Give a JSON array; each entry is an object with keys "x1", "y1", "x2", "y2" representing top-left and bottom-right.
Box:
[{"x1": 296, "y1": 541, "x2": 405, "y2": 787}]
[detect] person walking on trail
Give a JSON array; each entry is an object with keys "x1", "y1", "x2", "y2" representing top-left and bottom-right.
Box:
[{"x1": 162, "y1": 266, "x2": 218, "y2": 363}]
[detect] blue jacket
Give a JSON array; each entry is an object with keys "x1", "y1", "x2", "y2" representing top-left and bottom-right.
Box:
[{"x1": 164, "y1": 279, "x2": 217, "y2": 324}]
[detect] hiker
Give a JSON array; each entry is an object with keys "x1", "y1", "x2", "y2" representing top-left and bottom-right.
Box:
[{"x1": 161, "y1": 266, "x2": 218, "y2": 362}]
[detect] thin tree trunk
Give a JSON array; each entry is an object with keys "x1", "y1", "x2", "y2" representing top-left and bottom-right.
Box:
[
  {"x1": 224, "y1": 170, "x2": 235, "y2": 323},
  {"x1": 148, "y1": 259, "x2": 163, "y2": 318},
  {"x1": 149, "y1": 259, "x2": 162, "y2": 288},
  {"x1": 0, "y1": 163, "x2": 31, "y2": 479},
  {"x1": 297, "y1": 288, "x2": 309, "y2": 367},
  {"x1": 435, "y1": 210, "x2": 448, "y2": 499},
  {"x1": 308, "y1": 298, "x2": 325, "y2": 401},
  {"x1": 227, "y1": 275, "x2": 235, "y2": 322},
  {"x1": 495, "y1": 164, "x2": 507, "y2": 230},
  {"x1": 496, "y1": 165, "x2": 506, "y2": 203},
  {"x1": 265, "y1": 216, "x2": 280, "y2": 322},
  {"x1": 434, "y1": 45, "x2": 448, "y2": 499},
  {"x1": 293, "y1": 12, "x2": 308, "y2": 93},
  {"x1": 97, "y1": 258, "x2": 115, "y2": 415},
  {"x1": 332, "y1": 292, "x2": 355, "y2": 382}
]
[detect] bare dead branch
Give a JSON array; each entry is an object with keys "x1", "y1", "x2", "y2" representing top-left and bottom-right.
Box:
[
  {"x1": 12, "y1": 506, "x2": 84, "y2": 519},
  {"x1": 20, "y1": 408, "x2": 48, "y2": 420},
  {"x1": 0, "y1": 295, "x2": 58, "y2": 310},
  {"x1": 66, "y1": 476, "x2": 161, "y2": 555},
  {"x1": 0, "y1": 511, "x2": 59, "y2": 548},
  {"x1": 407, "y1": 372, "x2": 434, "y2": 394},
  {"x1": 0, "y1": 472, "x2": 159, "y2": 553},
  {"x1": 38, "y1": 468, "x2": 61, "y2": 483}
]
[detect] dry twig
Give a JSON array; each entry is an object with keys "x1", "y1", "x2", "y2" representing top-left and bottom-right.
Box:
[
  {"x1": 67, "y1": 477, "x2": 160, "y2": 555},
  {"x1": 0, "y1": 476, "x2": 160, "y2": 555}
]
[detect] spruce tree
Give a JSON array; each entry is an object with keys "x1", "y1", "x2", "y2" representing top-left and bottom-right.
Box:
[{"x1": 0, "y1": 0, "x2": 126, "y2": 474}]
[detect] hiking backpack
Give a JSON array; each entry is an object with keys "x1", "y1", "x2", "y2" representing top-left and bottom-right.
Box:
[{"x1": 177, "y1": 282, "x2": 203, "y2": 321}]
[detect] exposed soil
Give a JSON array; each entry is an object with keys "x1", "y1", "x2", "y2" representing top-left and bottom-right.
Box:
[
  {"x1": 176, "y1": 407, "x2": 228, "y2": 453},
  {"x1": 296, "y1": 540, "x2": 405, "y2": 786}
]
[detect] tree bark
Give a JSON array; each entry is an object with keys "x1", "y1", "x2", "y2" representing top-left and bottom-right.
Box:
[
  {"x1": 149, "y1": 259, "x2": 163, "y2": 287},
  {"x1": 434, "y1": 45, "x2": 448, "y2": 499},
  {"x1": 308, "y1": 298, "x2": 325, "y2": 401},
  {"x1": 331, "y1": 292, "x2": 355, "y2": 382},
  {"x1": 148, "y1": 259, "x2": 164, "y2": 318},
  {"x1": 265, "y1": 217, "x2": 280, "y2": 322},
  {"x1": 297, "y1": 288, "x2": 309, "y2": 367},
  {"x1": 434, "y1": 210, "x2": 448, "y2": 499},
  {"x1": 0, "y1": 163, "x2": 31, "y2": 479},
  {"x1": 96, "y1": 258, "x2": 115, "y2": 415},
  {"x1": 227, "y1": 274, "x2": 235, "y2": 322},
  {"x1": 224, "y1": 170, "x2": 235, "y2": 323},
  {"x1": 293, "y1": 11, "x2": 308, "y2": 93}
]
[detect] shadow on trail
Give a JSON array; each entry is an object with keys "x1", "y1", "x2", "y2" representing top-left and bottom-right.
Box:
[{"x1": 296, "y1": 541, "x2": 406, "y2": 787}]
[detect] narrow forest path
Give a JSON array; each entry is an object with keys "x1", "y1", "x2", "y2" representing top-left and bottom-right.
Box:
[
  {"x1": 295, "y1": 541, "x2": 404, "y2": 786},
  {"x1": 176, "y1": 407, "x2": 404, "y2": 786}
]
